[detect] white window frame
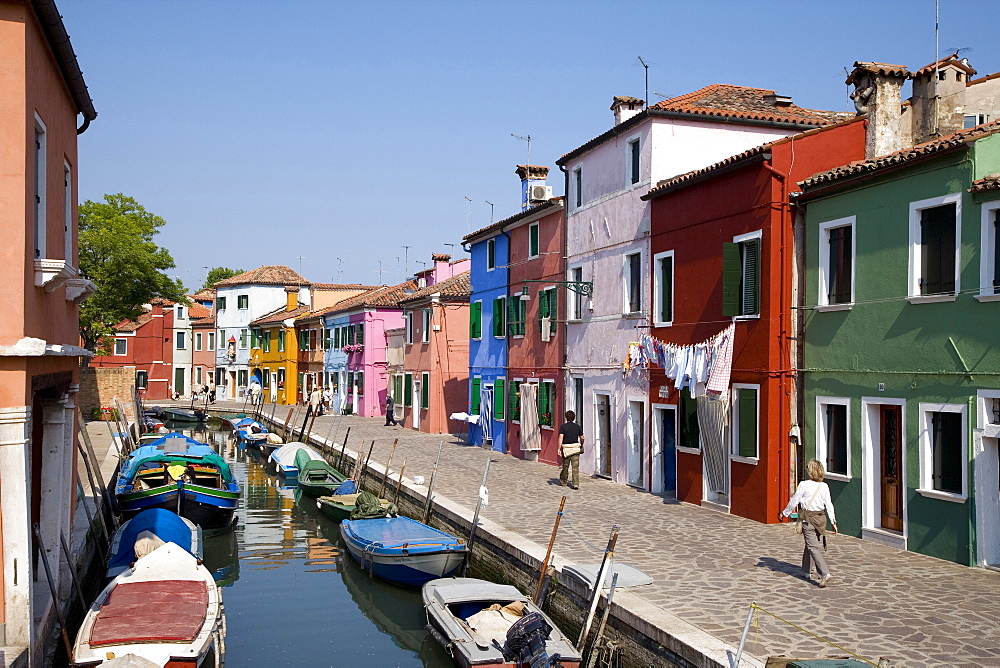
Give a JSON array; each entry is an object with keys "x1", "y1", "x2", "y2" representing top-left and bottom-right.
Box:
[
  {"x1": 176, "y1": 305, "x2": 185, "y2": 320},
  {"x1": 237, "y1": 294, "x2": 249, "y2": 310},
  {"x1": 625, "y1": 134, "x2": 641, "y2": 187},
  {"x1": 918, "y1": 402, "x2": 968, "y2": 502},
  {"x1": 208, "y1": 332, "x2": 216, "y2": 351},
  {"x1": 817, "y1": 216, "x2": 856, "y2": 311},
  {"x1": 113, "y1": 338, "x2": 127, "y2": 356},
  {"x1": 528, "y1": 222, "x2": 540, "y2": 259},
  {"x1": 421, "y1": 309, "x2": 431, "y2": 343},
  {"x1": 732, "y1": 229, "x2": 763, "y2": 320},
  {"x1": 623, "y1": 251, "x2": 643, "y2": 315},
  {"x1": 815, "y1": 396, "x2": 852, "y2": 481},
  {"x1": 540, "y1": 379, "x2": 556, "y2": 430},
  {"x1": 136, "y1": 370, "x2": 148, "y2": 389},
  {"x1": 730, "y1": 383, "x2": 760, "y2": 464},
  {"x1": 652, "y1": 250, "x2": 674, "y2": 327},
  {"x1": 977, "y1": 199, "x2": 1000, "y2": 301},
  {"x1": 907, "y1": 193, "x2": 962, "y2": 303},
  {"x1": 34, "y1": 114, "x2": 47, "y2": 260},
  {"x1": 240, "y1": 328, "x2": 248, "y2": 349},
  {"x1": 176, "y1": 331, "x2": 186, "y2": 350},
  {"x1": 195, "y1": 332, "x2": 203, "y2": 351},
  {"x1": 486, "y1": 238, "x2": 496, "y2": 271},
  {"x1": 567, "y1": 265, "x2": 585, "y2": 320}
]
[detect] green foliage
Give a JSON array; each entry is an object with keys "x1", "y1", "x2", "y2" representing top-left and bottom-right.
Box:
[
  {"x1": 78, "y1": 193, "x2": 187, "y2": 352},
  {"x1": 201, "y1": 267, "x2": 245, "y2": 290}
]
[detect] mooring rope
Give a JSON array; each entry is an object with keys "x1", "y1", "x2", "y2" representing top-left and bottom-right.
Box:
[
  {"x1": 750, "y1": 603, "x2": 880, "y2": 667},
  {"x1": 559, "y1": 510, "x2": 611, "y2": 553}
]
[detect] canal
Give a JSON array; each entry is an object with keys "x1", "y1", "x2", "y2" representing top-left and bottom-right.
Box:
[{"x1": 187, "y1": 422, "x2": 453, "y2": 667}]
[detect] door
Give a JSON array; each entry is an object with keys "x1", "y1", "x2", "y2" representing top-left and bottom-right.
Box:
[
  {"x1": 174, "y1": 367, "x2": 185, "y2": 397},
  {"x1": 627, "y1": 401, "x2": 644, "y2": 487},
  {"x1": 654, "y1": 406, "x2": 677, "y2": 494},
  {"x1": 879, "y1": 405, "x2": 904, "y2": 531},
  {"x1": 596, "y1": 394, "x2": 611, "y2": 477},
  {"x1": 270, "y1": 373, "x2": 278, "y2": 402},
  {"x1": 413, "y1": 380, "x2": 421, "y2": 430}
]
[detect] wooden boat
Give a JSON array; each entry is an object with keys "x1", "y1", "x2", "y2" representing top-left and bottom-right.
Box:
[
  {"x1": 268, "y1": 442, "x2": 323, "y2": 478},
  {"x1": 423, "y1": 577, "x2": 581, "y2": 668},
  {"x1": 115, "y1": 432, "x2": 241, "y2": 531},
  {"x1": 230, "y1": 417, "x2": 269, "y2": 447},
  {"x1": 295, "y1": 449, "x2": 347, "y2": 497},
  {"x1": 72, "y1": 541, "x2": 225, "y2": 667},
  {"x1": 107, "y1": 508, "x2": 203, "y2": 579},
  {"x1": 339, "y1": 516, "x2": 467, "y2": 587},
  {"x1": 316, "y1": 492, "x2": 393, "y2": 522},
  {"x1": 156, "y1": 406, "x2": 207, "y2": 423}
]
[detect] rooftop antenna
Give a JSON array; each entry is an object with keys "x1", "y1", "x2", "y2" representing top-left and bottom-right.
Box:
[
  {"x1": 297, "y1": 256, "x2": 306, "y2": 274},
  {"x1": 637, "y1": 56, "x2": 651, "y2": 108},
  {"x1": 934, "y1": 0, "x2": 940, "y2": 137},
  {"x1": 335, "y1": 257, "x2": 343, "y2": 283},
  {"x1": 444, "y1": 243, "x2": 456, "y2": 256},
  {"x1": 485, "y1": 200, "x2": 494, "y2": 223},
  {"x1": 402, "y1": 246, "x2": 411, "y2": 279},
  {"x1": 512, "y1": 133, "x2": 531, "y2": 168},
  {"x1": 464, "y1": 196, "x2": 472, "y2": 231},
  {"x1": 374, "y1": 260, "x2": 382, "y2": 284}
]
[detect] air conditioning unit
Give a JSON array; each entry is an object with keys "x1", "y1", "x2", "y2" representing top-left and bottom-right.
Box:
[{"x1": 529, "y1": 185, "x2": 552, "y2": 202}]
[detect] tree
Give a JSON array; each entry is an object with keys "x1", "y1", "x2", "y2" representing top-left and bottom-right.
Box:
[
  {"x1": 78, "y1": 193, "x2": 187, "y2": 353},
  {"x1": 201, "y1": 267, "x2": 245, "y2": 291}
]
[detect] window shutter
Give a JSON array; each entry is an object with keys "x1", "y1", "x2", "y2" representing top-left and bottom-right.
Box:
[
  {"x1": 738, "y1": 388, "x2": 757, "y2": 458},
  {"x1": 538, "y1": 290, "x2": 549, "y2": 332},
  {"x1": 548, "y1": 289, "x2": 557, "y2": 334},
  {"x1": 421, "y1": 374, "x2": 429, "y2": 408},
  {"x1": 721, "y1": 243, "x2": 740, "y2": 316},
  {"x1": 519, "y1": 299, "x2": 527, "y2": 335},
  {"x1": 494, "y1": 379, "x2": 505, "y2": 420},
  {"x1": 492, "y1": 298, "x2": 504, "y2": 337},
  {"x1": 660, "y1": 256, "x2": 673, "y2": 322},
  {"x1": 507, "y1": 298, "x2": 519, "y2": 336},
  {"x1": 473, "y1": 301, "x2": 483, "y2": 338},
  {"x1": 538, "y1": 383, "x2": 550, "y2": 422},
  {"x1": 530, "y1": 224, "x2": 539, "y2": 256},
  {"x1": 742, "y1": 239, "x2": 760, "y2": 316},
  {"x1": 356, "y1": 324, "x2": 364, "y2": 345},
  {"x1": 510, "y1": 381, "x2": 521, "y2": 420},
  {"x1": 404, "y1": 374, "x2": 412, "y2": 406},
  {"x1": 920, "y1": 205, "x2": 956, "y2": 295},
  {"x1": 471, "y1": 378, "x2": 481, "y2": 414}
]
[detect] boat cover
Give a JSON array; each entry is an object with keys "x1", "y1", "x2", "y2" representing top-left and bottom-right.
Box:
[
  {"x1": 120, "y1": 436, "x2": 231, "y2": 481},
  {"x1": 89, "y1": 579, "x2": 208, "y2": 646},
  {"x1": 334, "y1": 480, "x2": 357, "y2": 495},
  {"x1": 342, "y1": 516, "x2": 459, "y2": 548},
  {"x1": 350, "y1": 491, "x2": 395, "y2": 519},
  {"x1": 108, "y1": 509, "x2": 194, "y2": 574}
]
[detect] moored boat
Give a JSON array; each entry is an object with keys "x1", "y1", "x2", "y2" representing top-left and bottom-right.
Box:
[
  {"x1": 230, "y1": 417, "x2": 269, "y2": 447},
  {"x1": 115, "y1": 432, "x2": 241, "y2": 531},
  {"x1": 316, "y1": 492, "x2": 394, "y2": 522},
  {"x1": 423, "y1": 577, "x2": 581, "y2": 668},
  {"x1": 295, "y1": 449, "x2": 347, "y2": 497},
  {"x1": 72, "y1": 541, "x2": 225, "y2": 667},
  {"x1": 339, "y1": 515, "x2": 467, "y2": 587},
  {"x1": 156, "y1": 406, "x2": 207, "y2": 423},
  {"x1": 107, "y1": 508, "x2": 202, "y2": 579},
  {"x1": 268, "y1": 442, "x2": 323, "y2": 478}
]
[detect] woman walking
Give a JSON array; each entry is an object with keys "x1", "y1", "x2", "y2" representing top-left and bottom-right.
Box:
[{"x1": 779, "y1": 459, "x2": 838, "y2": 587}]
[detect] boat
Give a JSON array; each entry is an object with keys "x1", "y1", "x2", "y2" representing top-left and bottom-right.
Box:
[
  {"x1": 230, "y1": 417, "x2": 269, "y2": 448},
  {"x1": 72, "y1": 541, "x2": 225, "y2": 667},
  {"x1": 423, "y1": 577, "x2": 581, "y2": 668},
  {"x1": 268, "y1": 442, "x2": 323, "y2": 478},
  {"x1": 115, "y1": 432, "x2": 241, "y2": 531},
  {"x1": 339, "y1": 515, "x2": 468, "y2": 587},
  {"x1": 156, "y1": 406, "x2": 208, "y2": 423},
  {"x1": 107, "y1": 508, "x2": 203, "y2": 579},
  {"x1": 295, "y1": 449, "x2": 347, "y2": 497},
  {"x1": 316, "y1": 491, "x2": 394, "y2": 522}
]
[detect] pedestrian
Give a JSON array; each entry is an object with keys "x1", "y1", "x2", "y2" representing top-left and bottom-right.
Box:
[
  {"x1": 384, "y1": 393, "x2": 397, "y2": 426},
  {"x1": 779, "y1": 459, "x2": 839, "y2": 587},
  {"x1": 323, "y1": 386, "x2": 332, "y2": 414},
  {"x1": 309, "y1": 386, "x2": 323, "y2": 416},
  {"x1": 557, "y1": 410, "x2": 584, "y2": 489},
  {"x1": 208, "y1": 380, "x2": 216, "y2": 404}
]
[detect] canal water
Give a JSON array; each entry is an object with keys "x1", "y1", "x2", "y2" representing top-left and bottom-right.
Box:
[{"x1": 185, "y1": 422, "x2": 453, "y2": 667}]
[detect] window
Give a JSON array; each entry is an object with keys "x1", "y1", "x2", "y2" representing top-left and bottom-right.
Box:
[
  {"x1": 653, "y1": 251, "x2": 674, "y2": 326},
  {"x1": 494, "y1": 378, "x2": 506, "y2": 420},
  {"x1": 356, "y1": 371, "x2": 364, "y2": 395},
  {"x1": 324, "y1": 328, "x2": 332, "y2": 350},
  {"x1": 568, "y1": 266, "x2": 584, "y2": 320},
  {"x1": 816, "y1": 398, "x2": 850, "y2": 478},
  {"x1": 300, "y1": 330, "x2": 310, "y2": 350},
  {"x1": 624, "y1": 252, "x2": 642, "y2": 314},
  {"x1": 539, "y1": 381, "x2": 556, "y2": 427},
  {"x1": 919, "y1": 404, "x2": 967, "y2": 498},
  {"x1": 261, "y1": 371, "x2": 269, "y2": 388},
  {"x1": 63, "y1": 163, "x2": 72, "y2": 261},
  {"x1": 470, "y1": 301, "x2": 482, "y2": 339},
  {"x1": 277, "y1": 368, "x2": 285, "y2": 388},
  {"x1": 34, "y1": 118, "x2": 46, "y2": 259},
  {"x1": 262, "y1": 331, "x2": 271, "y2": 353},
  {"x1": 237, "y1": 294, "x2": 249, "y2": 309},
  {"x1": 421, "y1": 372, "x2": 430, "y2": 409},
  {"x1": 136, "y1": 370, "x2": 148, "y2": 389},
  {"x1": 195, "y1": 332, "x2": 202, "y2": 351},
  {"x1": 176, "y1": 331, "x2": 186, "y2": 349},
  {"x1": 393, "y1": 375, "x2": 403, "y2": 404},
  {"x1": 492, "y1": 297, "x2": 506, "y2": 337},
  {"x1": 679, "y1": 389, "x2": 700, "y2": 450},
  {"x1": 114, "y1": 338, "x2": 127, "y2": 356},
  {"x1": 818, "y1": 217, "x2": 855, "y2": 307},
  {"x1": 404, "y1": 373, "x2": 413, "y2": 406},
  {"x1": 471, "y1": 377, "x2": 481, "y2": 415},
  {"x1": 216, "y1": 296, "x2": 226, "y2": 311},
  {"x1": 722, "y1": 232, "x2": 761, "y2": 317},
  {"x1": 237, "y1": 369, "x2": 248, "y2": 387},
  {"x1": 195, "y1": 366, "x2": 203, "y2": 385},
  {"x1": 507, "y1": 296, "x2": 526, "y2": 336},
  {"x1": 979, "y1": 202, "x2": 1000, "y2": 298},
  {"x1": 509, "y1": 380, "x2": 522, "y2": 421},
  {"x1": 176, "y1": 306, "x2": 185, "y2": 320},
  {"x1": 573, "y1": 167, "x2": 582, "y2": 209},
  {"x1": 240, "y1": 329, "x2": 248, "y2": 349},
  {"x1": 529, "y1": 222, "x2": 540, "y2": 258},
  {"x1": 627, "y1": 137, "x2": 640, "y2": 185},
  {"x1": 356, "y1": 324, "x2": 364, "y2": 346},
  {"x1": 421, "y1": 310, "x2": 431, "y2": 343},
  {"x1": 334, "y1": 326, "x2": 341, "y2": 348},
  {"x1": 732, "y1": 385, "x2": 759, "y2": 460},
  {"x1": 208, "y1": 332, "x2": 216, "y2": 351},
  {"x1": 908, "y1": 194, "x2": 960, "y2": 300},
  {"x1": 487, "y1": 238, "x2": 496, "y2": 270},
  {"x1": 405, "y1": 312, "x2": 414, "y2": 344},
  {"x1": 538, "y1": 287, "x2": 557, "y2": 337},
  {"x1": 964, "y1": 113, "x2": 990, "y2": 128}
]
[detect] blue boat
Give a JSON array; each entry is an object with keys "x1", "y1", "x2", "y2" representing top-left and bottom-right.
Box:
[
  {"x1": 231, "y1": 417, "x2": 269, "y2": 447},
  {"x1": 106, "y1": 508, "x2": 202, "y2": 579},
  {"x1": 115, "y1": 432, "x2": 241, "y2": 531},
  {"x1": 339, "y1": 516, "x2": 468, "y2": 587}
]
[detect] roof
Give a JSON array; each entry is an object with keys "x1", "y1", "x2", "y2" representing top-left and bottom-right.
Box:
[
  {"x1": 310, "y1": 283, "x2": 380, "y2": 290},
  {"x1": 431, "y1": 253, "x2": 452, "y2": 262},
  {"x1": 250, "y1": 304, "x2": 311, "y2": 327},
  {"x1": 213, "y1": 265, "x2": 308, "y2": 287},
  {"x1": 969, "y1": 71, "x2": 1000, "y2": 87},
  {"x1": 912, "y1": 52, "x2": 977, "y2": 78},
  {"x1": 969, "y1": 174, "x2": 1000, "y2": 195},
  {"x1": 30, "y1": 0, "x2": 98, "y2": 128},
  {"x1": 313, "y1": 280, "x2": 420, "y2": 317},
  {"x1": 188, "y1": 303, "x2": 213, "y2": 319},
  {"x1": 399, "y1": 271, "x2": 471, "y2": 305},
  {"x1": 191, "y1": 288, "x2": 216, "y2": 300},
  {"x1": 463, "y1": 198, "x2": 564, "y2": 243},
  {"x1": 799, "y1": 120, "x2": 1000, "y2": 191},
  {"x1": 845, "y1": 61, "x2": 910, "y2": 84},
  {"x1": 115, "y1": 312, "x2": 151, "y2": 333}
]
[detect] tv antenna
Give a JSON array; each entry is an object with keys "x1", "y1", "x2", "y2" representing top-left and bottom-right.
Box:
[
  {"x1": 637, "y1": 56, "x2": 651, "y2": 108},
  {"x1": 402, "y1": 246, "x2": 411, "y2": 279},
  {"x1": 485, "y1": 200, "x2": 494, "y2": 223},
  {"x1": 512, "y1": 133, "x2": 531, "y2": 168},
  {"x1": 464, "y1": 196, "x2": 473, "y2": 231}
]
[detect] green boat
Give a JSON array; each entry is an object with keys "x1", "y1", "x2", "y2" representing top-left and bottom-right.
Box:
[
  {"x1": 316, "y1": 493, "x2": 394, "y2": 522},
  {"x1": 295, "y1": 449, "x2": 348, "y2": 498}
]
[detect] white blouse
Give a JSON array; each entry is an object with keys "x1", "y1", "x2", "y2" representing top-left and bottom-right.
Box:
[{"x1": 781, "y1": 479, "x2": 836, "y2": 524}]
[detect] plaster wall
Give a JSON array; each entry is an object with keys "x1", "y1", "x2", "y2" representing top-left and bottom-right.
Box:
[
  {"x1": 403, "y1": 301, "x2": 469, "y2": 435},
  {"x1": 468, "y1": 234, "x2": 508, "y2": 451},
  {"x1": 215, "y1": 284, "x2": 289, "y2": 397}
]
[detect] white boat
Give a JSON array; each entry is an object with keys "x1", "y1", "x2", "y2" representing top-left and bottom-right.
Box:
[
  {"x1": 267, "y1": 442, "x2": 323, "y2": 477},
  {"x1": 423, "y1": 577, "x2": 581, "y2": 668},
  {"x1": 106, "y1": 508, "x2": 202, "y2": 579},
  {"x1": 72, "y1": 542, "x2": 225, "y2": 667}
]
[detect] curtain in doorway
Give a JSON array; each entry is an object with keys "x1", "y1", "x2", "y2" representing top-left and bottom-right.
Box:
[
  {"x1": 480, "y1": 387, "x2": 494, "y2": 443},
  {"x1": 698, "y1": 394, "x2": 730, "y2": 494},
  {"x1": 520, "y1": 383, "x2": 541, "y2": 451}
]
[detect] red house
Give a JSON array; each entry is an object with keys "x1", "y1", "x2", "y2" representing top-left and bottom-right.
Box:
[
  {"x1": 91, "y1": 299, "x2": 176, "y2": 400},
  {"x1": 641, "y1": 118, "x2": 866, "y2": 523}
]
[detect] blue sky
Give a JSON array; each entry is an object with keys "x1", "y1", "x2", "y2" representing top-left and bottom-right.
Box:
[{"x1": 59, "y1": 0, "x2": 1000, "y2": 292}]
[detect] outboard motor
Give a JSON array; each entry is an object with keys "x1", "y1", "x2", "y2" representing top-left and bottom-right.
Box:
[{"x1": 504, "y1": 611, "x2": 553, "y2": 667}]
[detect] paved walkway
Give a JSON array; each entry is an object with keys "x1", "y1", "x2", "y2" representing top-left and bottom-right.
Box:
[{"x1": 200, "y1": 402, "x2": 1000, "y2": 665}]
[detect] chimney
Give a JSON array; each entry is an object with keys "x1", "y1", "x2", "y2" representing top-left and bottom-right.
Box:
[
  {"x1": 909, "y1": 53, "x2": 977, "y2": 144},
  {"x1": 431, "y1": 253, "x2": 451, "y2": 282},
  {"x1": 516, "y1": 164, "x2": 550, "y2": 210},
  {"x1": 847, "y1": 61, "x2": 910, "y2": 159},
  {"x1": 764, "y1": 93, "x2": 793, "y2": 107},
  {"x1": 285, "y1": 285, "x2": 298, "y2": 310},
  {"x1": 611, "y1": 95, "x2": 644, "y2": 126}
]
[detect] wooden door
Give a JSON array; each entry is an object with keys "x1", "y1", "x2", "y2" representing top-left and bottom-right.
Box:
[{"x1": 880, "y1": 405, "x2": 904, "y2": 531}]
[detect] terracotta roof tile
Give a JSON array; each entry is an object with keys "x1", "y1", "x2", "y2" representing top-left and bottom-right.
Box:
[
  {"x1": 250, "y1": 304, "x2": 312, "y2": 326},
  {"x1": 313, "y1": 281, "x2": 420, "y2": 317},
  {"x1": 799, "y1": 121, "x2": 1000, "y2": 190},
  {"x1": 191, "y1": 289, "x2": 216, "y2": 300},
  {"x1": 430, "y1": 253, "x2": 452, "y2": 262},
  {"x1": 399, "y1": 271, "x2": 471, "y2": 305},
  {"x1": 213, "y1": 265, "x2": 308, "y2": 287},
  {"x1": 515, "y1": 165, "x2": 549, "y2": 180},
  {"x1": 310, "y1": 283, "x2": 380, "y2": 290},
  {"x1": 463, "y1": 198, "x2": 564, "y2": 243},
  {"x1": 649, "y1": 84, "x2": 851, "y2": 126},
  {"x1": 912, "y1": 52, "x2": 976, "y2": 78},
  {"x1": 845, "y1": 62, "x2": 910, "y2": 84},
  {"x1": 970, "y1": 174, "x2": 1000, "y2": 195},
  {"x1": 188, "y1": 303, "x2": 213, "y2": 319},
  {"x1": 969, "y1": 71, "x2": 1000, "y2": 87}
]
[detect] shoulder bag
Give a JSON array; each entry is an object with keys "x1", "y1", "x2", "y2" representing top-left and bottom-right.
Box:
[{"x1": 794, "y1": 482, "x2": 823, "y2": 534}]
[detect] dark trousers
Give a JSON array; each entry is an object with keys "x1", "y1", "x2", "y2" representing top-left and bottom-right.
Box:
[{"x1": 385, "y1": 408, "x2": 396, "y2": 426}]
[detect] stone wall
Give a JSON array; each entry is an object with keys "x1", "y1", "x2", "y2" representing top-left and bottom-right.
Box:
[{"x1": 78, "y1": 367, "x2": 136, "y2": 421}]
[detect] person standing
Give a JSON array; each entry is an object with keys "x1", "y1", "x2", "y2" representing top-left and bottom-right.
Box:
[
  {"x1": 780, "y1": 459, "x2": 839, "y2": 587},
  {"x1": 557, "y1": 410, "x2": 584, "y2": 489},
  {"x1": 309, "y1": 386, "x2": 323, "y2": 416},
  {"x1": 384, "y1": 394, "x2": 397, "y2": 426},
  {"x1": 208, "y1": 380, "x2": 216, "y2": 404}
]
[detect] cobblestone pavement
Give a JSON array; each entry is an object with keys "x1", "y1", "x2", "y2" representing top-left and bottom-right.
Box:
[{"x1": 217, "y1": 402, "x2": 1000, "y2": 666}]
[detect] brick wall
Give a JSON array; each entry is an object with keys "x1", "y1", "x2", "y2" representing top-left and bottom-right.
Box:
[{"x1": 78, "y1": 367, "x2": 136, "y2": 421}]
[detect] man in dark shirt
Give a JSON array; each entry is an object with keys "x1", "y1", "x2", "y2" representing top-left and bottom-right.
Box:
[
  {"x1": 558, "y1": 410, "x2": 585, "y2": 489},
  {"x1": 384, "y1": 393, "x2": 397, "y2": 426}
]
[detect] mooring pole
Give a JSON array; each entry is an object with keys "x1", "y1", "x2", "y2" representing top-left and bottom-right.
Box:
[
  {"x1": 583, "y1": 572, "x2": 619, "y2": 668},
  {"x1": 462, "y1": 459, "x2": 492, "y2": 576},
  {"x1": 734, "y1": 601, "x2": 756, "y2": 667},
  {"x1": 533, "y1": 496, "x2": 567, "y2": 603},
  {"x1": 578, "y1": 524, "x2": 620, "y2": 648},
  {"x1": 379, "y1": 438, "x2": 399, "y2": 498},
  {"x1": 59, "y1": 530, "x2": 89, "y2": 616},
  {"x1": 32, "y1": 524, "x2": 73, "y2": 659},
  {"x1": 337, "y1": 427, "x2": 352, "y2": 473},
  {"x1": 422, "y1": 440, "x2": 445, "y2": 525},
  {"x1": 393, "y1": 459, "x2": 407, "y2": 506},
  {"x1": 358, "y1": 440, "x2": 375, "y2": 489},
  {"x1": 281, "y1": 405, "x2": 294, "y2": 440}
]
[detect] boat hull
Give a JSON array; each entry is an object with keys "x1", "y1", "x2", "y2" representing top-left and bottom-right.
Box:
[
  {"x1": 118, "y1": 483, "x2": 238, "y2": 531},
  {"x1": 317, "y1": 494, "x2": 392, "y2": 522},
  {"x1": 339, "y1": 517, "x2": 467, "y2": 587}
]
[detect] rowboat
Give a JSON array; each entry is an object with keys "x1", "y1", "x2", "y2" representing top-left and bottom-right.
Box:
[
  {"x1": 268, "y1": 442, "x2": 323, "y2": 478},
  {"x1": 72, "y1": 541, "x2": 225, "y2": 667},
  {"x1": 156, "y1": 406, "x2": 207, "y2": 423},
  {"x1": 230, "y1": 417, "x2": 269, "y2": 447},
  {"x1": 339, "y1": 516, "x2": 467, "y2": 587},
  {"x1": 316, "y1": 492, "x2": 393, "y2": 522},
  {"x1": 423, "y1": 577, "x2": 581, "y2": 668},
  {"x1": 115, "y1": 432, "x2": 241, "y2": 531},
  {"x1": 107, "y1": 508, "x2": 202, "y2": 579},
  {"x1": 295, "y1": 449, "x2": 347, "y2": 497}
]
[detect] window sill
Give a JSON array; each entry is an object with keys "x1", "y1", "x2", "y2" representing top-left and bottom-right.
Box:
[
  {"x1": 916, "y1": 488, "x2": 967, "y2": 503},
  {"x1": 814, "y1": 303, "x2": 853, "y2": 313},
  {"x1": 734, "y1": 314, "x2": 760, "y2": 321},
  {"x1": 907, "y1": 294, "x2": 957, "y2": 304},
  {"x1": 652, "y1": 321, "x2": 674, "y2": 328},
  {"x1": 541, "y1": 425, "x2": 554, "y2": 431},
  {"x1": 824, "y1": 472, "x2": 851, "y2": 483},
  {"x1": 974, "y1": 293, "x2": 1000, "y2": 302},
  {"x1": 622, "y1": 311, "x2": 645, "y2": 320},
  {"x1": 676, "y1": 446, "x2": 701, "y2": 455},
  {"x1": 730, "y1": 454, "x2": 759, "y2": 466}
]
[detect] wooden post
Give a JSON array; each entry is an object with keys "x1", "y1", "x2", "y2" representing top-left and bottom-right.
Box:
[
  {"x1": 378, "y1": 438, "x2": 399, "y2": 498},
  {"x1": 583, "y1": 572, "x2": 619, "y2": 668},
  {"x1": 281, "y1": 406, "x2": 294, "y2": 440},
  {"x1": 462, "y1": 459, "x2": 492, "y2": 576},
  {"x1": 422, "y1": 440, "x2": 445, "y2": 525},
  {"x1": 358, "y1": 440, "x2": 375, "y2": 489},
  {"x1": 337, "y1": 427, "x2": 352, "y2": 472},
  {"x1": 533, "y1": 496, "x2": 566, "y2": 603},
  {"x1": 393, "y1": 459, "x2": 407, "y2": 506},
  {"x1": 578, "y1": 525, "x2": 619, "y2": 648},
  {"x1": 32, "y1": 524, "x2": 73, "y2": 659}
]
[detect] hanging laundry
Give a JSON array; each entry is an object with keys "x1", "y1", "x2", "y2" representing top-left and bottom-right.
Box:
[{"x1": 706, "y1": 324, "x2": 736, "y2": 394}]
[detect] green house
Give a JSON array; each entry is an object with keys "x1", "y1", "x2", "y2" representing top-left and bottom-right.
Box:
[{"x1": 796, "y1": 123, "x2": 1000, "y2": 567}]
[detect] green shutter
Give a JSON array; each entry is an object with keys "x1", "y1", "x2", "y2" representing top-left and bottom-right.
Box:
[
  {"x1": 471, "y1": 378, "x2": 481, "y2": 414},
  {"x1": 738, "y1": 387, "x2": 758, "y2": 458},
  {"x1": 492, "y1": 298, "x2": 504, "y2": 337},
  {"x1": 421, "y1": 374, "x2": 429, "y2": 409},
  {"x1": 300, "y1": 330, "x2": 308, "y2": 349},
  {"x1": 660, "y1": 256, "x2": 673, "y2": 323},
  {"x1": 538, "y1": 383, "x2": 550, "y2": 424},
  {"x1": 494, "y1": 379, "x2": 505, "y2": 420},
  {"x1": 538, "y1": 290, "x2": 549, "y2": 332},
  {"x1": 530, "y1": 224, "x2": 539, "y2": 256},
  {"x1": 721, "y1": 242, "x2": 740, "y2": 317},
  {"x1": 548, "y1": 290, "x2": 557, "y2": 334},
  {"x1": 510, "y1": 381, "x2": 521, "y2": 421},
  {"x1": 470, "y1": 301, "x2": 482, "y2": 338},
  {"x1": 742, "y1": 239, "x2": 760, "y2": 316},
  {"x1": 404, "y1": 374, "x2": 412, "y2": 406},
  {"x1": 356, "y1": 324, "x2": 364, "y2": 345},
  {"x1": 508, "y1": 298, "x2": 519, "y2": 336}
]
